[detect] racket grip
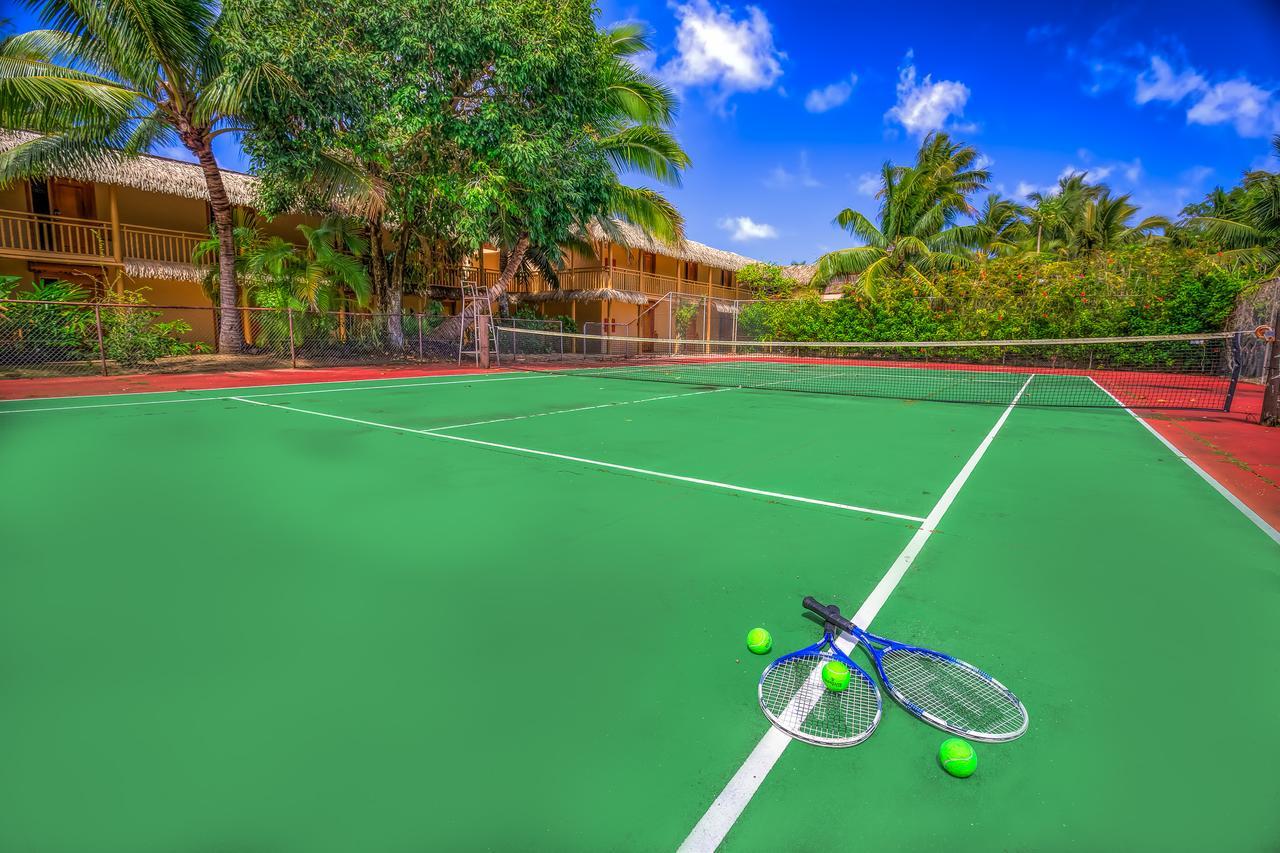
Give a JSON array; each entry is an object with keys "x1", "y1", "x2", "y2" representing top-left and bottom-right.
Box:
[{"x1": 803, "y1": 596, "x2": 855, "y2": 631}]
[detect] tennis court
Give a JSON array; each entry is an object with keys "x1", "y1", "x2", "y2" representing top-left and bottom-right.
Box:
[{"x1": 1, "y1": 333, "x2": 1277, "y2": 852}]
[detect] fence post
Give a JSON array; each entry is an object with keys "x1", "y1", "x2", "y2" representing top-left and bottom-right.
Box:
[
  {"x1": 1262, "y1": 306, "x2": 1279, "y2": 427},
  {"x1": 417, "y1": 311, "x2": 425, "y2": 360},
  {"x1": 94, "y1": 304, "x2": 108, "y2": 376},
  {"x1": 287, "y1": 308, "x2": 297, "y2": 369}
]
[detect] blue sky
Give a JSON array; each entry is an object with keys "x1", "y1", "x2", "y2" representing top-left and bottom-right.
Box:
[{"x1": 8, "y1": 1, "x2": 1280, "y2": 263}]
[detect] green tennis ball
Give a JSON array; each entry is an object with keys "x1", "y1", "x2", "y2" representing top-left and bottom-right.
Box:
[
  {"x1": 938, "y1": 737, "x2": 977, "y2": 778},
  {"x1": 821, "y1": 660, "x2": 851, "y2": 692},
  {"x1": 746, "y1": 628, "x2": 773, "y2": 655}
]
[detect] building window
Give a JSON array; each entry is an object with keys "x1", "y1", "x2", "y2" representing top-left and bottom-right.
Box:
[
  {"x1": 641, "y1": 252, "x2": 657, "y2": 274},
  {"x1": 683, "y1": 261, "x2": 699, "y2": 280}
]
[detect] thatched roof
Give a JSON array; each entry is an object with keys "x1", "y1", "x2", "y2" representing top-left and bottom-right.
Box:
[
  {"x1": 781, "y1": 262, "x2": 816, "y2": 285},
  {"x1": 514, "y1": 287, "x2": 649, "y2": 305},
  {"x1": 588, "y1": 219, "x2": 760, "y2": 272},
  {"x1": 125, "y1": 259, "x2": 205, "y2": 283},
  {"x1": 1, "y1": 130, "x2": 262, "y2": 207}
]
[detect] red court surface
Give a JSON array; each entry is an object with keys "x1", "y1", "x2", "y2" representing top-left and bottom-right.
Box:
[{"x1": 1, "y1": 364, "x2": 1275, "y2": 530}]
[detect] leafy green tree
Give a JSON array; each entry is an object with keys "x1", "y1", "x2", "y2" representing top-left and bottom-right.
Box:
[
  {"x1": 1067, "y1": 192, "x2": 1169, "y2": 257},
  {"x1": 736, "y1": 262, "x2": 796, "y2": 299},
  {"x1": 814, "y1": 132, "x2": 987, "y2": 295},
  {"x1": 0, "y1": 0, "x2": 289, "y2": 352}
]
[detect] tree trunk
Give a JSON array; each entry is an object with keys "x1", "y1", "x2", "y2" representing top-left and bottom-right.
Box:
[
  {"x1": 191, "y1": 139, "x2": 245, "y2": 353},
  {"x1": 427, "y1": 233, "x2": 530, "y2": 342},
  {"x1": 367, "y1": 214, "x2": 387, "y2": 311},
  {"x1": 386, "y1": 226, "x2": 409, "y2": 349},
  {"x1": 1262, "y1": 305, "x2": 1280, "y2": 427}
]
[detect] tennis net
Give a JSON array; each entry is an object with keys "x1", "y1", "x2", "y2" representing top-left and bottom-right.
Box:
[{"x1": 495, "y1": 326, "x2": 1244, "y2": 410}]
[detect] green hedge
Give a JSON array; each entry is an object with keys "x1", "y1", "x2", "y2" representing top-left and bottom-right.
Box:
[{"x1": 741, "y1": 246, "x2": 1250, "y2": 342}]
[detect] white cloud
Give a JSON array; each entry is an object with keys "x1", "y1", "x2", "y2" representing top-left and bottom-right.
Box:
[
  {"x1": 804, "y1": 73, "x2": 857, "y2": 113},
  {"x1": 975, "y1": 154, "x2": 995, "y2": 170},
  {"x1": 663, "y1": 0, "x2": 784, "y2": 104},
  {"x1": 764, "y1": 151, "x2": 821, "y2": 189},
  {"x1": 1133, "y1": 55, "x2": 1280, "y2": 138},
  {"x1": 1180, "y1": 165, "x2": 1214, "y2": 185},
  {"x1": 1187, "y1": 78, "x2": 1278, "y2": 136},
  {"x1": 1016, "y1": 180, "x2": 1055, "y2": 199},
  {"x1": 855, "y1": 172, "x2": 880, "y2": 196},
  {"x1": 1123, "y1": 158, "x2": 1143, "y2": 182},
  {"x1": 1135, "y1": 57, "x2": 1205, "y2": 105},
  {"x1": 719, "y1": 215, "x2": 778, "y2": 241},
  {"x1": 884, "y1": 52, "x2": 971, "y2": 137}
]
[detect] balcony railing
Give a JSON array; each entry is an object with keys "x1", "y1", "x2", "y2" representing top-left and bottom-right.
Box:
[
  {"x1": 0, "y1": 209, "x2": 113, "y2": 263},
  {"x1": 1, "y1": 208, "x2": 746, "y2": 300}
]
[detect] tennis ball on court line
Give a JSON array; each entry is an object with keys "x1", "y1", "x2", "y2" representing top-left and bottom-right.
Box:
[
  {"x1": 938, "y1": 737, "x2": 978, "y2": 778},
  {"x1": 821, "y1": 660, "x2": 851, "y2": 692},
  {"x1": 746, "y1": 628, "x2": 773, "y2": 655}
]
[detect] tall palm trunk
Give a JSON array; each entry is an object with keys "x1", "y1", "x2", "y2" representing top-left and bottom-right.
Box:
[
  {"x1": 427, "y1": 233, "x2": 530, "y2": 342},
  {"x1": 192, "y1": 140, "x2": 245, "y2": 353}
]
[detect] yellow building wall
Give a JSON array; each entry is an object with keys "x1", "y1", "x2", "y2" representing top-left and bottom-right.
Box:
[{"x1": 108, "y1": 186, "x2": 209, "y2": 233}]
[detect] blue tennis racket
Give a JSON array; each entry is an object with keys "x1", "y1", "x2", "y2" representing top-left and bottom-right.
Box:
[
  {"x1": 803, "y1": 597, "x2": 1028, "y2": 742},
  {"x1": 757, "y1": 619, "x2": 882, "y2": 747}
]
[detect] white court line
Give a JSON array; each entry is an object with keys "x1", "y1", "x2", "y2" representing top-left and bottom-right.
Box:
[
  {"x1": 0, "y1": 367, "x2": 505, "y2": 405},
  {"x1": 0, "y1": 373, "x2": 553, "y2": 415},
  {"x1": 1086, "y1": 378, "x2": 1280, "y2": 545},
  {"x1": 430, "y1": 387, "x2": 734, "y2": 431},
  {"x1": 231, "y1": 396, "x2": 927, "y2": 523},
  {"x1": 677, "y1": 373, "x2": 1035, "y2": 853}
]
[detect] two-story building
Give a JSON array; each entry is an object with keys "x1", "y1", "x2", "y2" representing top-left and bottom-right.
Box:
[{"x1": 0, "y1": 131, "x2": 762, "y2": 347}]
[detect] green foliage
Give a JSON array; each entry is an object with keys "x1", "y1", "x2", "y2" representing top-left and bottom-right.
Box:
[
  {"x1": 673, "y1": 301, "x2": 699, "y2": 337},
  {"x1": 737, "y1": 263, "x2": 796, "y2": 299},
  {"x1": 0, "y1": 279, "x2": 96, "y2": 357},
  {"x1": 101, "y1": 290, "x2": 203, "y2": 367},
  {"x1": 740, "y1": 246, "x2": 1248, "y2": 343}
]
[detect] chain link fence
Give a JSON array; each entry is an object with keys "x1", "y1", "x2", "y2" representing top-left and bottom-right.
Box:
[{"x1": 0, "y1": 299, "x2": 474, "y2": 378}]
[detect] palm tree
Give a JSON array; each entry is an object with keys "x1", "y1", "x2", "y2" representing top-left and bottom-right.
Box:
[
  {"x1": 1024, "y1": 172, "x2": 1103, "y2": 254},
  {"x1": 813, "y1": 133, "x2": 987, "y2": 295},
  {"x1": 0, "y1": 0, "x2": 287, "y2": 352},
  {"x1": 966, "y1": 195, "x2": 1027, "y2": 258},
  {"x1": 196, "y1": 215, "x2": 370, "y2": 311},
  {"x1": 1192, "y1": 134, "x2": 1280, "y2": 280},
  {"x1": 1066, "y1": 192, "x2": 1169, "y2": 257}
]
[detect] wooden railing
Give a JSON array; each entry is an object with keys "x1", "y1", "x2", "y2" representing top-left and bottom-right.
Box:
[
  {"x1": 503, "y1": 266, "x2": 743, "y2": 300},
  {"x1": 122, "y1": 223, "x2": 205, "y2": 266},
  {"x1": 0, "y1": 209, "x2": 113, "y2": 263}
]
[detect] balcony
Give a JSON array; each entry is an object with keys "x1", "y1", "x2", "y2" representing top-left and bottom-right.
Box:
[{"x1": 0, "y1": 208, "x2": 205, "y2": 270}]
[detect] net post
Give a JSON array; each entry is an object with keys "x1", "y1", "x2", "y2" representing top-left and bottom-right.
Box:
[
  {"x1": 1224, "y1": 332, "x2": 1243, "y2": 412},
  {"x1": 93, "y1": 303, "x2": 108, "y2": 376},
  {"x1": 287, "y1": 307, "x2": 297, "y2": 369},
  {"x1": 417, "y1": 311, "x2": 424, "y2": 360}
]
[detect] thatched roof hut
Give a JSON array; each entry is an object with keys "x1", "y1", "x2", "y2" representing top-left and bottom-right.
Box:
[
  {"x1": 1, "y1": 130, "x2": 262, "y2": 207},
  {"x1": 514, "y1": 288, "x2": 649, "y2": 305},
  {"x1": 586, "y1": 219, "x2": 761, "y2": 272}
]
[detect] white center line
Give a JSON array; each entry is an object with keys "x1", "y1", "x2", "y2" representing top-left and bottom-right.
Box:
[
  {"x1": 676, "y1": 373, "x2": 1035, "y2": 853},
  {"x1": 430, "y1": 387, "x2": 734, "y2": 431},
  {"x1": 231, "y1": 396, "x2": 927, "y2": 523}
]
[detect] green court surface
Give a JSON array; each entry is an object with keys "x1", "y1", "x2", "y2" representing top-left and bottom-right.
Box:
[{"x1": 0, "y1": 370, "x2": 1276, "y2": 852}]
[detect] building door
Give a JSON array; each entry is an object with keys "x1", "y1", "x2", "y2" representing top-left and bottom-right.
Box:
[{"x1": 49, "y1": 179, "x2": 96, "y2": 220}]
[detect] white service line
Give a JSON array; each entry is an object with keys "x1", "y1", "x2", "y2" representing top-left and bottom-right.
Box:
[
  {"x1": 231, "y1": 396, "x2": 926, "y2": 523},
  {"x1": 0, "y1": 372, "x2": 552, "y2": 415},
  {"x1": 1086, "y1": 377, "x2": 1280, "y2": 545},
  {"x1": 676, "y1": 373, "x2": 1035, "y2": 853},
  {"x1": 430, "y1": 387, "x2": 734, "y2": 431}
]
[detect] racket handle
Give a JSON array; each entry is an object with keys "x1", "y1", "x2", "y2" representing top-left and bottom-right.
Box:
[{"x1": 803, "y1": 596, "x2": 856, "y2": 632}]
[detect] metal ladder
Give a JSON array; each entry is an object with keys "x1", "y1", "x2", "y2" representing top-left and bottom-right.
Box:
[{"x1": 458, "y1": 266, "x2": 499, "y2": 367}]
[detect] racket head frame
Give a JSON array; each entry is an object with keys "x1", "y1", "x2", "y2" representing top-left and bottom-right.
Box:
[
  {"x1": 756, "y1": 627, "x2": 882, "y2": 748},
  {"x1": 802, "y1": 597, "x2": 1029, "y2": 743}
]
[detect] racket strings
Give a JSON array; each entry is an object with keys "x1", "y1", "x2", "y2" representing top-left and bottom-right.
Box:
[
  {"x1": 878, "y1": 648, "x2": 1027, "y2": 739},
  {"x1": 759, "y1": 651, "x2": 879, "y2": 746}
]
